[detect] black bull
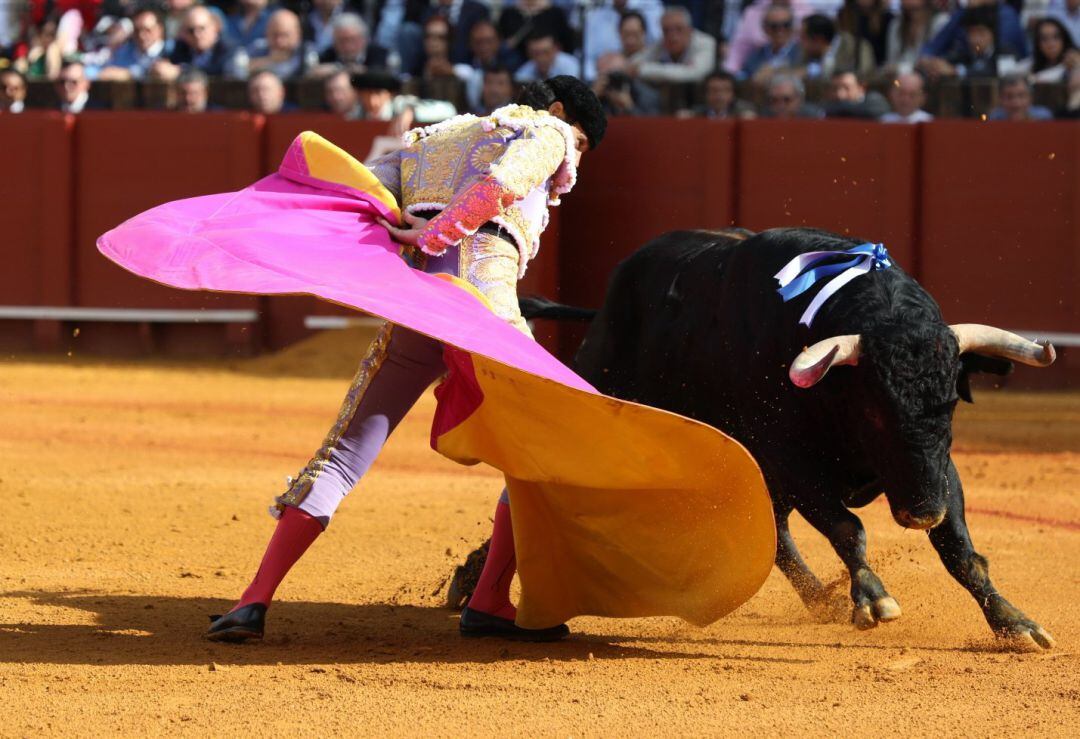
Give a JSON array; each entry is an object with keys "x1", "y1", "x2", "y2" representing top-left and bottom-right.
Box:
[{"x1": 452, "y1": 227, "x2": 1057, "y2": 649}]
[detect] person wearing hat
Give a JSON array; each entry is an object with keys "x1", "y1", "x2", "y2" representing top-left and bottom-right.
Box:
[{"x1": 351, "y1": 70, "x2": 456, "y2": 123}]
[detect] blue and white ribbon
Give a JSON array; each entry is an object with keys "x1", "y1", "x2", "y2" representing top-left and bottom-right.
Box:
[{"x1": 774, "y1": 242, "x2": 893, "y2": 327}]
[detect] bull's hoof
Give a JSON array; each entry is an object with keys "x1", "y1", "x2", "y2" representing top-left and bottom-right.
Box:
[
  {"x1": 996, "y1": 621, "x2": 1055, "y2": 651},
  {"x1": 984, "y1": 595, "x2": 1055, "y2": 651},
  {"x1": 851, "y1": 597, "x2": 902, "y2": 630},
  {"x1": 875, "y1": 596, "x2": 902, "y2": 622}
]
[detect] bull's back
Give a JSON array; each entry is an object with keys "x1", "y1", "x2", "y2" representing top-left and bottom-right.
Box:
[
  {"x1": 574, "y1": 227, "x2": 869, "y2": 439},
  {"x1": 575, "y1": 230, "x2": 754, "y2": 422}
]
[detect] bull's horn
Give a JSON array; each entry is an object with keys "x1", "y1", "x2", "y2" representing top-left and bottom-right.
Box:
[
  {"x1": 789, "y1": 335, "x2": 861, "y2": 388},
  {"x1": 950, "y1": 324, "x2": 1056, "y2": 367}
]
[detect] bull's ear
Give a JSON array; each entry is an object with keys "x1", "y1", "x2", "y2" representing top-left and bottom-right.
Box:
[{"x1": 957, "y1": 352, "x2": 1014, "y2": 403}]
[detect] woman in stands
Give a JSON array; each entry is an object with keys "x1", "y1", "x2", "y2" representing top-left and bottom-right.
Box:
[{"x1": 1020, "y1": 17, "x2": 1079, "y2": 83}]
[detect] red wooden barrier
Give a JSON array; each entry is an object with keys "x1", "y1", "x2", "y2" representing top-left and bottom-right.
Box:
[
  {"x1": 0, "y1": 112, "x2": 73, "y2": 350},
  {"x1": 560, "y1": 118, "x2": 737, "y2": 308},
  {"x1": 920, "y1": 121, "x2": 1078, "y2": 332},
  {"x1": 558, "y1": 117, "x2": 737, "y2": 355},
  {"x1": 74, "y1": 112, "x2": 263, "y2": 309},
  {"x1": 1, "y1": 114, "x2": 1075, "y2": 380},
  {"x1": 921, "y1": 120, "x2": 1079, "y2": 385},
  {"x1": 73, "y1": 112, "x2": 264, "y2": 354},
  {"x1": 263, "y1": 114, "x2": 388, "y2": 165},
  {"x1": 737, "y1": 119, "x2": 919, "y2": 273}
]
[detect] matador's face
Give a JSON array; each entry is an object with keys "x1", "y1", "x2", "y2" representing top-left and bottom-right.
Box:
[
  {"x1": 569, "y1": 125, "x2": 589, "y2": 164},
  {"x1": 547, "y1": 102, "x2": 591, "y2": 166}
]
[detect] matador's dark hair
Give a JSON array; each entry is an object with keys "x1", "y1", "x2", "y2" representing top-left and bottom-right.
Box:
[{"x1": 516, "y1": 76, "x2": 607, "y2": 150}]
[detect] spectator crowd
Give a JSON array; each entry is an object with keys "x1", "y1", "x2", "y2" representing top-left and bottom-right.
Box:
[{"x1": 3, "y1": 0, "x2": 1080, "y2": 122}]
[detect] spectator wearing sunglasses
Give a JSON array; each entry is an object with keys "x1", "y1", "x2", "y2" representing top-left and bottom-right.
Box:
[
  {"x1": 54, "y1": 61, "x2": 104, "y2": 113},
  {"x1": 741, "y1": 5, "x2": 800, "y2": 81}
]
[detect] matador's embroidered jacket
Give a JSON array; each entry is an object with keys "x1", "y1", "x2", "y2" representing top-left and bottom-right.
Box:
[{"x1": 366, "y1": 104, "x2": 578, "y2": 278}]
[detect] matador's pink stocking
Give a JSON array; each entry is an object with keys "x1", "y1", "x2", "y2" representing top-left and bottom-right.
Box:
[
  {"x1": 233, "y1": 506, "x2": 324, "y2": 611},
  {"x1": 466, "y1": 495, "x2": 517, "y2": 620}
]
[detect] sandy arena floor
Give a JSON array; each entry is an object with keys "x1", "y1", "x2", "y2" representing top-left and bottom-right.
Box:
[{"x1": 1, "y1": 331, "x2": 1078, "y2": 736}]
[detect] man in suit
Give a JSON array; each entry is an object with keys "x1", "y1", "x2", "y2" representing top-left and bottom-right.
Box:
[
  {"x1": 154, "y1": 5, "x2": 235, "y2": 80},
  {"x1": 102, "y1": 7, "x2": 169, "y2": 81},
  {"x1": 173, "y1": 68, "x2": 217, "y2": 113},
  {"x1": 515, "y1": 31, "x2": 580, "y2": 82},
  {"x1": 794, "y1": 14, "x2": 875, "y2": 81},
  {"x1": 55, "y1": 61, "x2": 104, "y2": 113},
  {"x1": 823, "y1": 69, "x2": 890, "y2": 119},
  {"x1": 741, "y1": 4, "x2": 799, "y2": 81},
  {"x1": 313, "y1": 13, "x2": 391, "y2": 75},
  {"x1": 399, "y1": 0, "x2": 492, "y2": 73},
  {"x1": 453, "y1": 19, "x2": 522, "y2": 111},
  {"x1": 632, "y1": 5, "x2": 717, "y2": 84},
  {"x1": 0, "y1": 68, "x2": 26, "y2": 113}
]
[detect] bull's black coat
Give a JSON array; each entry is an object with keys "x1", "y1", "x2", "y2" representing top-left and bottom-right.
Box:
[{"x1": 558, "y1": 227, "x2": 1052, "y2": 647}]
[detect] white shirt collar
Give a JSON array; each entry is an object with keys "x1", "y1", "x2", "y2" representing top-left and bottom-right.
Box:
[{"x1": 63, "y1": 91, "x2": 90, "y2": 114}]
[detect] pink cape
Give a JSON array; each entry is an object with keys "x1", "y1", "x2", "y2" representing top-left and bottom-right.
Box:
[
  {"x1": 97, "y1": 135, "x2": 590, "y2": 395},
  {"x1": 97, "y1": 132, "x2": 777, "y2": 630}
]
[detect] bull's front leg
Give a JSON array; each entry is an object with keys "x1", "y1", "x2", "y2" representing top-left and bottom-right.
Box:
[
  {"x1": 773, "y1": 505, "x2": 848, "y2": 622},
  {"x1": 927, "y1": 459, "x2": 1055, "y2": 650},
  {"x1": 798, "y1": 499, "x2": 902, "y2": 630}
]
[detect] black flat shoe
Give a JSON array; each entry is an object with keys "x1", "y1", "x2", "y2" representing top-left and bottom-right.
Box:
[
  {"x1": 205, "y1": 603, "x2": 266, "y2": 643},
  {"x1": 459, "y1": 606, "x2": 569, "y2": 642}
]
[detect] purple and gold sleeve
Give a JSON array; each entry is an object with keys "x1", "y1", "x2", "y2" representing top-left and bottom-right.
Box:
[{"x1": 416, "y1": 126, "x2": 567, "y2": 256}]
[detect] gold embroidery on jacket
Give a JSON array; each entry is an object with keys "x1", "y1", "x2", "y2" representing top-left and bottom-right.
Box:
[
  {"x1": 399, "y1": 109, "x2": 569, "y2": 276},
  {"x1": 459, "y1": 232, "x2": 532, "y2": 337},
  {"x1": 488, "y1": 126, "x2": 566, "y2": 199}
]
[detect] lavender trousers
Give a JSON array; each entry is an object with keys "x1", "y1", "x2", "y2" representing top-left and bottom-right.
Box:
[{"x1": 274, "y1": 234, "x2": 528, "y2": 526}]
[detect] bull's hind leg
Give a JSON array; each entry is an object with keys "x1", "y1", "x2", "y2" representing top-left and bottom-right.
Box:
[
  {"x1": 774, "y1": 506, "x2": 847, "y2": 622},
  {"x1": 798, "y1": 500, "x2": 902, "y2": 630},
  {"x1": 927, "y1": 460, "x2": 1054, "y2": 650}
]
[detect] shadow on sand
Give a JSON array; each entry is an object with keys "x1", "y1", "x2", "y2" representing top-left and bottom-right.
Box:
[{"x1": 0, "y1": 590, "x2": 819, "y2": 667}]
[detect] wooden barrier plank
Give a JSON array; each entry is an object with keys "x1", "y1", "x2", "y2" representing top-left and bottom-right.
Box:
[
  {"x1": 920, "y1": 121, "x2": 1078, "y2": 334},
  {"x1": 2, "y1": 112, "x2": 1074, "y2": 374},
  {"x1": 0, "y1": 112, "x2": 75, "y2": 351},
  {"x1": 737, "y1": 119, "x2": 919, "y2": 274},
  {"x1": 263, "y1": 114, "x2": 389, "y2": 170},
  {"x1": 74, "y1": 111, "x2": 264, "y2": 312},
  {"x1": 0, "y1": 112, "x2": 73, "y2": 307},
  {"x1": 559, "y1": 117, "x2": 737, "y2": 308},
  {"x1": 556, "y1": 117, "x2": 737, "y2": 357}
]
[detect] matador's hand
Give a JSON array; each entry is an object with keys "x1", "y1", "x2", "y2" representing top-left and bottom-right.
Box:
[{"x1": 377, "y1": 211, "x2": 430, "y2": 246}]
